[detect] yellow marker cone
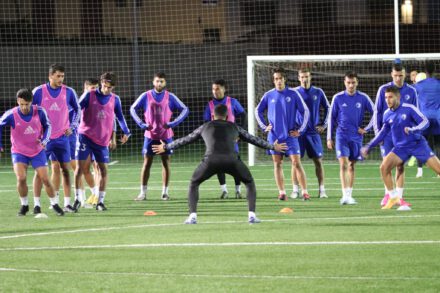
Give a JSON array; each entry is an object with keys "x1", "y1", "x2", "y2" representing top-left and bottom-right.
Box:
[
  {"x1": 144, "y1": 210, "x2": 157, "y2": 216},
  {"x1": 279, "y1": 207, "x2": 293, "y2": 214}
]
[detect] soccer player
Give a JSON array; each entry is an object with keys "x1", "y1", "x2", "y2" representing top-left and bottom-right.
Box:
[
  {"x1": 292, "y1": 68, "x2": 330, "y2": 199},
  {"x1": 255, "y1": 67, "x2": 310, "y2": 201},
  {"x1": 131, "y1": 72, "x2": 189, "y2": 201},
  {"x1": 327, "y1": 71, "x2": 374, "y2": 205},
  {"x1": 373, "y1": 63, "x2": 417, "y2": 206},
  {"x1": 73, "y1": 72, "x2": 130, "y2": 211},
  {"x1": 410, "y1": 70, "x2": 418, "y2": 85},
  {"x1": 203, "y1": 79, "x2": 246, "y2": 199},
  {"x1": 32, "y1": 63, "x2": 80, "y2": 213},
  {"x1": 413, "y1": 61, "x2": 440, "y2": 179},
  {"x1": 0, "y1": 88, "x2": 64, "y2": 216},
  {"x1": 361, "y1": 86, "x2": 440, "y2": 209},
  {"x1": 152, "y1": 104, "x2": 288, "y2": 224}
]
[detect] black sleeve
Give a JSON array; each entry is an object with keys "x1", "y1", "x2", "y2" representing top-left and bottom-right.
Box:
[
  {"x1": 236, "y1": 125, "x2": 274, "y2": 150},
  {"x1": 235, "y1": 111, "x2": 247, "y2": 130},
  {"x1": 165, "y1": 124, "x2": 204, "y2": 151}
]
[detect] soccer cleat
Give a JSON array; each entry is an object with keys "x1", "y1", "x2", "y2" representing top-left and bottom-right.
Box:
[
  {"x1": 278, "y1": 194, "x2": 287, "y2": 201},
  {"x1": 399, "y1": 198, "x2": 412, "y2": 206},
  {"x1": 290, "y1": 191, "x2": 299, "y2": 199},
  {"x1": 33, "y1": 206, "x2": 41, "y2": 215},
  {"x1": 220, "y1": 191, "x2": 228, "y2": 199},
  {"x1": 184, "y1": 216, "x2": 197, "y2": 224},
  {"x1": 161, "y1": 194, "x2": 170, "y2": 201},
  {"x1": 302, "y1": 193, "x2": 311, "y2": 201},
  {"x1": 416, "y1": 170, "x2": 423, "y2": 178},
  {"x1": 380, "y1": 194, "x2": 390, "y2": 206},
  {"x1": 340, "y1": 197, "x2": 357, "y2": 205},
  {"x1": 134, "y1": 193, "x2": 146, "y2": 201},
  {"x1": 407, "y1": 156, "x2": 416, "y2": 167},
  {"x1": 235, "y1": 191, "x2": 242, "y2": 199},
  {"x1": 248, "y1": 216, "x2": 261, "y2": 224},
  {"x1": 72, "y1": 200, "x2": 81, "y2": 212},
  {"x1": 319, "y1": 192, "x2": 328, "y2": 199},
  {"x1": 96, "y1": 202, "x2": 107, "y2": 211},
  {"x1": 63, "y1": 205, "x2": 76, "y2": 213},
  {"x1": 17, "y1": 205, "x2": 29, "y2": 216},
  {"x1": 381, "y1": 197, "x2": 400, "y2": 209},
  {"x1": 51, "y1": 204, "x2": 65, "y2": 216}
]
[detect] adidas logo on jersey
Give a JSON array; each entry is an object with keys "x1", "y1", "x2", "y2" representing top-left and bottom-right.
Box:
[
  {"x1": 342, "y1": 103, "x2": 348, "y2": 107},
  {"x1": 97, "y1": 110, "x2": 106, "y2": 120},
  {"x1": 24, "y1": 126, "x2": 36, "y2": 135},
  {"x1": 49, "y1": 102, "x2": 61, "y2": 111}
]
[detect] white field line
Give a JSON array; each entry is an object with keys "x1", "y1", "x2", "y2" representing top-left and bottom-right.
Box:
[
  {"x1": 1, "y1": 214, "x2": 439, "y2": 241},
  {"x1": 1, "y1": 240, "x2": 440, "y2": 252},
  {"x1": 1, "y1": 267, "x2": 438, "y2": 281}
]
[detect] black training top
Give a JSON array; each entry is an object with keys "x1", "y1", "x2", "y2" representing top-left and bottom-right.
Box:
[{"x1": 165, "y1": 120, "x2": 274, "y2": 156}]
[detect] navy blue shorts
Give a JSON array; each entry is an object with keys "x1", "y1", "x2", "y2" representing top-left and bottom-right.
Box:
[
  {"x1": 335, "y1": 135, "x2": 363, "y2": 161},
  {"x1": 391, "y1": 139, "x2": 434, "y2": 164},
  {"x1": 299, "y1": 133, "x2": 323, "y2": 158},
  {"x1": 76, "y1": 134, "x2": 109, "y2": 163},
  {"x1": 12, "y1": 150, "x2": 48, "y2": 169},
  {"x1": 45, "y1": 135, "x2": 71, "y2": 163},
  {"x1": 142, "y1": 137, "x2": 174, "y2": 156}
]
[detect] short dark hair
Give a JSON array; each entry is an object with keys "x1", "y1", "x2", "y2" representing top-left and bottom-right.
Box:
[
  {"x1": 84, "y1": 77, "x2": 99, "y2": 86},
  {"x1": 154, "y1": 72, "x2": 166, "y2": 79},
  {"x1": 392, "y1": 63, "x2": 405, "y2": 72},
  {"x1": 385, "y1": 86, "x2": 401, "y2": 96},
  {"x1": 345, "y1": 71, "x2": 358, "y2": 79},
  {"x1": 100, "y1": 72, "x2": 117, "y2": 86},
  {"x1": 213, "y1": 79, "x2": 227, "y2": 88},
  {"x1": 214, "y1": 104, "x2": 228, "y2": 118},
  {"x1": 273, "y1": 67, "x2": 286, "y2": 79},
  {"x1": 49, "y1": 63, "x2": 65, "y2": 75},
  {"x1": 425, "y1": 61, "x2": 435, "y2": 75},
  {"x1": 16, "y1": 88, "x2": 33, "y2": 102}
]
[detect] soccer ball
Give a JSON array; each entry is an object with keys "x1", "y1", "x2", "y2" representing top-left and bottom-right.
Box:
[{"x1": 415, "y1": 72, "x2": 427, "y2": 83}]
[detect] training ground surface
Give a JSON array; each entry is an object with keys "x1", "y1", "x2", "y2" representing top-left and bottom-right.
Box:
[{"x1": 1, "y1": 161, "x2": 440, "y2": 292}]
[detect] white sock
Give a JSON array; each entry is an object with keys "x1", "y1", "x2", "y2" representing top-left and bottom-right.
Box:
[
  {"x1": 80, "y1": 189, "x2": 86, "y2": 200},
  {"x1": 396, "y1": 187, "x2": 404, "y2": 199},
  {"x1": 75, "y1": 189, "x2": 82, "y2": 201},
  {"x1": 387, "y1": 189, "x2": 398, "y2": 199},
  {"x1": 33, "y1": 197, "x2": 41, "y2": 207},
  {"x1": 319, "y1": 185, "x2": 325, "y2": 193},
  {"x1": 93, "y1": 186, "x2": 99, "y2": 196},
  {"x1": 293, "y1": 184, "x2": 299, "y2": 193},
  {"x1": 98, "y1": 191, "x2": 106, "y2": 203},
  {"x1": 235, "y1": 185, "x2": 241, "y2": 193},
  {"x1": 343, "y1": 188, "x2": 350, "y2": 198},
  {"x1": 141, "y1": 185, "x2": 148, "y2": 195},
  {"x1": 302, "y1": 189, "x2": 308, "y2": 195},
  {"x1": 189, "y1": 212, "x2": 197, "y2": 219},
  {"x1": 279, "y1": 189, "x2": 286, "y2": 195},
  {"x1": 220, "y1": 184, "x2": 228, "y2": 193},
  {"x1": 348, "y1": 187, "x2": 353, "y2": 198},
  {"x1": 49, "y1": 197, "x2": 56, "y2": 205},
  {"x1": 20, "y1": 196, "x2": 28, "y2": 206},
  {"x1": 248, "y1": 211, "x2": 256, "y2": 219},
  {"x1": 162, "y1": 186, "x2": 169, "y2": 195},
  {"x1": 64, "y1": 197, "x2": 71, "y2": 207}
]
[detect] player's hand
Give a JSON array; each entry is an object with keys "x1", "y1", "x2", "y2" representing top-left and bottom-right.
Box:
[
  {"x1": 315, "y1": 126, "x2": 325, "y2": 134},
  {"x1": 404, "y1": 127, "x2": 410, "y2": 135},
  {"x1": 358, "y1": 128, "x2": 367, "y2": 135},
  {"x1": 264, "y1": 124, "x2": 273, "y2": 133},
  {"x1": 360, "y1": 146, "x2": 369, "y2": 158},
  {"x1": 109, "y1": 139, "x2": 117, "y2": 151},
  {"x1": 152, "y1": 140, "x2": 166, "y2": 154},
  {"x1": 327, "y1": 139, "x2": 333, "y2": 150},
  {"x1": 289, "y1": 130, "x2": 300, "y2": 137},
  {"x1": 273, "y1": 139, "x2": 288, "y2": 153},
  {"x1": 119, "y1": 134, "x2": 129, "y2": 144},
  {"x1": 36, "y1": 139, "x2": 47, "y2": 149},
  {"x1": 65, "y1": 128, "x2": 73, "y2": 136}
]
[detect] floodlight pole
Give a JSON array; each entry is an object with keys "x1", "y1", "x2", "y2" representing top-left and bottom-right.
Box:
[{"x1": 394, "y1": 0, "x2": 400, "y2": 55}]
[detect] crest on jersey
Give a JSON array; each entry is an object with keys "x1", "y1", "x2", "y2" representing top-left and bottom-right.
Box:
[
  {"x1": 389, "y1": 119, "x2": 393, "y2": 124},
  {"x1": 405, "y1": 95, "x2": 410, "y2": 100},
  {"x1": 271, "y1": 99, "x2": 276, "y2": 103},
  {"x1": 355, "y1": 102, "x2": 361, "y2": 108},
  {"x1": 313, "y1": 95, "x2": 317, "y2": 100},
  {"x1": 401, "y1": 114, "x2": 407, "y2": 120},
  {"x1": 285, "y1": 96, "x2": 291, "y2": 103}
]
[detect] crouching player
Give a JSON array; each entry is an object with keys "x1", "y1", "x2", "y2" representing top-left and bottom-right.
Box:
[
  {"x1": 361, "y1": 86, "x2": 440, "y2": 209},
  {"x1": 0, "y1": 89, "x2": 64, "y2": 216}
]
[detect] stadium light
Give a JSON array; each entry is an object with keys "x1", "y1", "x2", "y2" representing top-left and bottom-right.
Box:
[{"x1": 401, "y1": 0, "x2": 413, "y2": 24}]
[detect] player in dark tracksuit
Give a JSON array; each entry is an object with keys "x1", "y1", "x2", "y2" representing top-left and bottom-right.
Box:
[{"x1": 152, "y1": 104, "x2": 287, "y2": 224}]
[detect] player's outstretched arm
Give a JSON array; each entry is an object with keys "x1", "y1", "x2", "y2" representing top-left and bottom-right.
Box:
[
  {"x1": 237, "y1": 125, "x2": 285, "y2": 151},
  {"x1": 153, "y1": 124, "x2": 204, "y2": 154}
]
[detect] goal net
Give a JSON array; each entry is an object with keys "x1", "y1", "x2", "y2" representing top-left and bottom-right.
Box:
[{"x1": 247, "y1": 54, "x2": 440, "y2": 166}]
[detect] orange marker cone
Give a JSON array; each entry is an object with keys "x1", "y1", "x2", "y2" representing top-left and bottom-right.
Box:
[
  {"x1": 279, "y1": 207, "x2": 293, "y2": 214},
  {"x1": 144, "y1": 210, "x2": 157, "y2": 216}
]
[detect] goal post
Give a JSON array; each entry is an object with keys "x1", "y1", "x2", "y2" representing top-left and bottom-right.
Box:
[{"x1": 247, "y1": 53, "x2": 440, "y2": 166}]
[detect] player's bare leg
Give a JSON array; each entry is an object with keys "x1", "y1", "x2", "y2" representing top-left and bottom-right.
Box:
[
  {"x1": 290, "y1": 154, "x2": 309, "y2": 200},
  {"x1": 272, "y1": 154, "x2": 286, "y2": 200},
  {"x1": 380, "y1": 152, "x2": 402, "y2": 209},
  {"x1": 338, "y1": 157, "x2": 356, "y2": 205},
  {"x1": 134, "y1": 155, "x2": 154, "y2": 200},
  {"x1": 313, "y1": 157, "x2": 327, "y2": 198},
  {"x1": 160, "y1": 154, "x2": 171, "y2": 200}
]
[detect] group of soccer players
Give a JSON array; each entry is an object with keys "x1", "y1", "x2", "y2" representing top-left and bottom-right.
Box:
[{"x1": 1, "y1": 61, "x2": 440, "y2": 221}]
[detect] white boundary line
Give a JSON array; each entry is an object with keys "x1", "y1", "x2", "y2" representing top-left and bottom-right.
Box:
[
  {"x1": 1, "y1": 240, "x2": 440, "y2": 251},
  {"x1": 1, "y1": 214, "x2": 439, "y2": 241},
  {"x1": 0, "y1": 267, "x2": 438, "y2": 281}
]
